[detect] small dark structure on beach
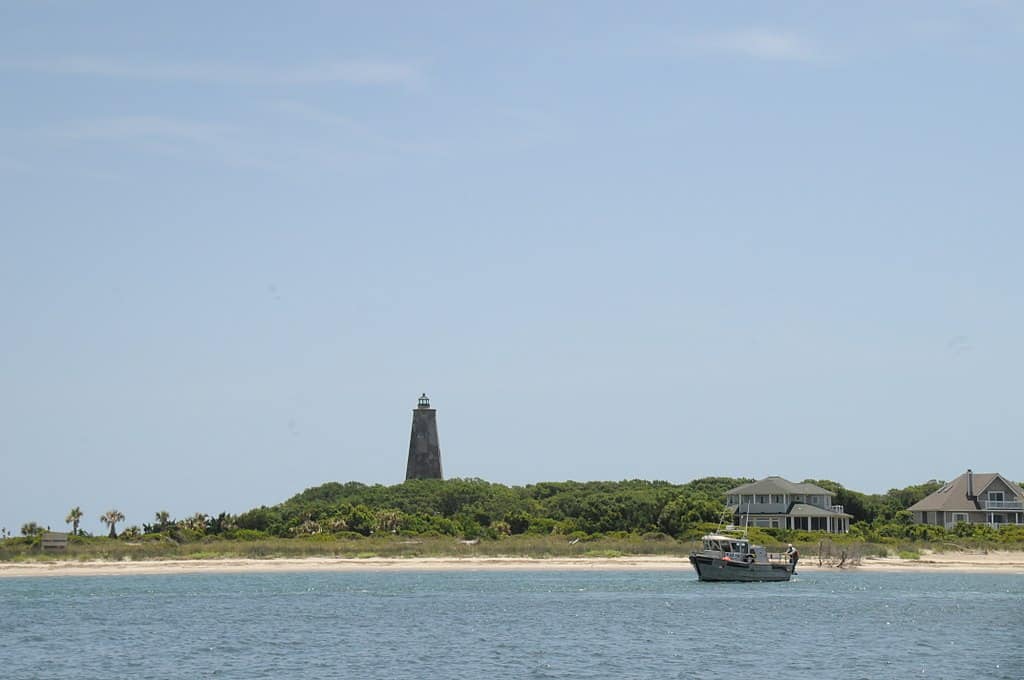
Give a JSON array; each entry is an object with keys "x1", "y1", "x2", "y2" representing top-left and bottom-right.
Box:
[{"x1": 406, "y1": 393, "x2": 443, "y2": 480}]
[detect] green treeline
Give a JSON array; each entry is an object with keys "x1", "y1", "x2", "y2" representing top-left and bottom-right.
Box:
[
  {"x1": 217, "y1": 476, "x2": 1021, "y2": 544},
  {"x1": 8, "y1": 477, "x2": 1024, "y2": 551},
  {"x1": 233, "y1": 477, "x2": 743, "y2": 540}
]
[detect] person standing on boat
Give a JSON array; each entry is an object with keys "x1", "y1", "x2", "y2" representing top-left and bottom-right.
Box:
[{"x1": 786, "y1": 544, "x2": 799, "y2": 573}]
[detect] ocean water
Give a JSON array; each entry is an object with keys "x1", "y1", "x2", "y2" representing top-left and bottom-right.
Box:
[{"x1": 1, "y1": 569, "x2": 1022, "y2": 679}]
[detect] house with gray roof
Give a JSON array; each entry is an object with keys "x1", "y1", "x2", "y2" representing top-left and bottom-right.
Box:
[
  {"x1": 908, "y1": 469, "x2": 1024, "y2": 529},
  {"x1": 725, "y1": 476, "x2": 852, "y2": 533}
]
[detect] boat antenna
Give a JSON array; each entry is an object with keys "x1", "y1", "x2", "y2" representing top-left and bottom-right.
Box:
[{"x1": 716, "y1": 504, "x2": 732, "y2": 533}]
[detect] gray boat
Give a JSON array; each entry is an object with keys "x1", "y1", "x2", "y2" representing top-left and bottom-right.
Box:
[{"x1": 689, "y1": 533, "x2": 793, "y2": 582}]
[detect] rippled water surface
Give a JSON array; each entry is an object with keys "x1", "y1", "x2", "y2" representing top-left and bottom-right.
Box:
[{"x1": 1, "y1": 570, "x2": 1022, "y2": 679}]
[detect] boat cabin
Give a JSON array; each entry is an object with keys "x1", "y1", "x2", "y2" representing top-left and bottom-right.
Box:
[{"x1": 700, "y1": 534, "x2": 769, "y2": 562}]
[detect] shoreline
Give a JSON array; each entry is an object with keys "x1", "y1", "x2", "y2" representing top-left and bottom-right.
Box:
[{"x1": 2, "y1": 551, "x2": 1024, "y2": 578}]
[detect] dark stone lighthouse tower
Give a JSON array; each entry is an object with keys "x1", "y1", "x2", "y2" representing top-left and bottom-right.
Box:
[{"x1": 405, "y1": 393, "x2": 443, "y2": 480}]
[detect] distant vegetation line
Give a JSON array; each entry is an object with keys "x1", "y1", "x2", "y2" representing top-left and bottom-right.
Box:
[{"x1": 5, "y1": 477, "x2": 1024, "y2": 560}]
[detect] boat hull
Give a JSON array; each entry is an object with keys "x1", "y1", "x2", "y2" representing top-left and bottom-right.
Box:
[{"x1": 689, "y1": 554, "x2": 792, "y2": 582}]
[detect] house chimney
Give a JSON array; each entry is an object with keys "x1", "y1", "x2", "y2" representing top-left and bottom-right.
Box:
[{"x1": 966, "y1": 469, "x2": 974, "y2": 500}]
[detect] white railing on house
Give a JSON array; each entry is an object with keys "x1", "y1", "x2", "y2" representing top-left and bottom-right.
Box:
[
  {"x1": 981, "y1": 500, "x2": 1024, "y2": 510},
  {"x1": 831, "y1": 505, "x2": 844, "y2": 513}
]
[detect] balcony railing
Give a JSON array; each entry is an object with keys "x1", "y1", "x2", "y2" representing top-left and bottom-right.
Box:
[{"x1": 981, "y1": 500, "x2": 1024, "y2": 510}]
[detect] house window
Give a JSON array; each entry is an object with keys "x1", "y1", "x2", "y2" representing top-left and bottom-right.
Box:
[
  {"x1": 771, "y1": 495, "x2": 783, "y2": 504},
  {"x1": 989, "y1": 491, "x2": 1004, "y2": 502},
  {"x1": 757, "y1": 495, "x2": 769, "y2": 504},
  {"x1": 952, "y1": 513, "x2": 969, "y2": 524},
  {"x1": 809, "y1": 495, "x2": 820, "y2": 505}
]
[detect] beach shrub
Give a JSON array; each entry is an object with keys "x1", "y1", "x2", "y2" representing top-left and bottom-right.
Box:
[
  {"x1": 301, "y1": 533, "x2": 336, "y2": 543},
  {"x1": 549, "y1": 518, "x2": 579, "y2": 535},
  {"x1": 502, "y1": 510, "x2": 532, "y2": 535},
  {"x1": 526, "y1": 517, "x2": 557, "y2": 534},
  {"x1": 225, "y1": 529, "x2": 267, "y2": 541},
  {"x1": 455, "y1": 517, "x2": 486, "y2": 540}
]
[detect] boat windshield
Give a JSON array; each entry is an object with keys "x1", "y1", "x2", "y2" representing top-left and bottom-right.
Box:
[{"x1": 703, "y1": 538, "x2": 751, "y2": 554}]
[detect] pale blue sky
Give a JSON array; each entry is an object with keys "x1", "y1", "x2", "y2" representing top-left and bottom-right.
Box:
[{"x1": 2, "y1": 2, "x2": 1022, "y2": 535}]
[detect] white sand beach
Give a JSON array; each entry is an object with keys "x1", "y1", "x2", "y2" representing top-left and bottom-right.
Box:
[
  {"x1": 2, "y1": 551, "x2": 1023, "y2": 578},
  {"x1": 856, "y1": 549, "x2": 1024, "y2": 573}
]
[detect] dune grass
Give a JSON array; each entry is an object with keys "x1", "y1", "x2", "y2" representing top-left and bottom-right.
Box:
[{"x1": 2, "y1": 531, "x2": 1015, "y2": 565}]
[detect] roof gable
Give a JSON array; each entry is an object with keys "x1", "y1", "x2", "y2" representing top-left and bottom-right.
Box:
[
  {"x1": 907, "y1": 471, "x2": 1022, "y2": 512},
  {"x1": 975, "y1": 474, "x2": 1024, "y2": 499},
  {"x1": 725, "y1": 476, "x2": 834, "y2": 497}
]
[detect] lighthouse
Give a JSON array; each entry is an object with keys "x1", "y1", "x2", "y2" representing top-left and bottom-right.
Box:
[{"x1": 405, "y1": 393, "x2": 443, "y2": 480}]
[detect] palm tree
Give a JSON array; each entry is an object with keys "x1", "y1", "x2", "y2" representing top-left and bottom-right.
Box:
[
  {"x1": 65, "y1": 507, "x2": 83, "y2": 536},
  {"x1": 21, "y1": 522, "x2": 44, "y2": 537},
  {"x1": 120, "y1": 525, "x2": 142, "y2": 540},
  {"x1": 376, "y1": 509, "x2": 402, "y2": 534},
  {"x1": 180, "y1": 513, "x2": 208, "y2": 533},
  {"x1": 100, "y1": 509, "x2": 125, "y2": 538},
  {"x1": 154, "y1": 510, "x2": 172, "y2": 532}
]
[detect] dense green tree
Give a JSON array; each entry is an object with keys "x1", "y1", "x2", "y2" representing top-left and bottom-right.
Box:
[
  {"x1": 876, "y1": 481, "x2": 944, "y2": 521},
  {"x1": 235, "y1": 506, "x2": 280, "y2": 533},
  {"x1": 502, "y1": 510, "x2": 533, "y2": 535},
  {"x1": 658, "y1": 494, "x2": 724, "y2": 536},
  {"x1": 679, "y1": 477, "x2": 753, "y2": 500},
  {"x1": 802, "y1": 479, "x2": 877, "y2": 522}
]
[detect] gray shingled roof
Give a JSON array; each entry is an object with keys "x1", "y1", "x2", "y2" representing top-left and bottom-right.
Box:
[
  {"x1": 908, "y1": 472, "x2": 1024, "y2": 512},
  {"x1": 725, "y1": 476, "x2": 835, "y2": 497},
  {"x1": 786, "y1": 503, "x2": 851, "y2": 518}
]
